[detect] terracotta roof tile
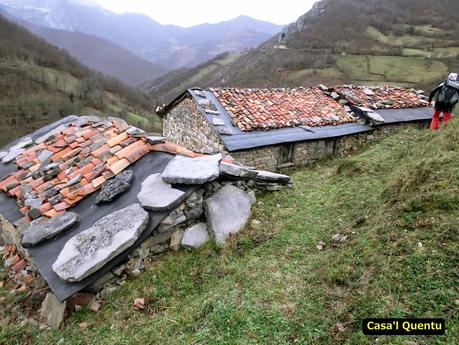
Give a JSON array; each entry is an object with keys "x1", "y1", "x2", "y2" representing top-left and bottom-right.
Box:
[
  {"x1": 68, "y1": 163, "x2": 96, "y2": 180},
  {"x1": 115, "y1": 141, "x2": 149, "y2": 163},
  {"x1": 92, "y1": 176, "x2": 106, "y2": 188},
  {"x1": 109, "y1": 158, "x2": 130, "y2": 175},
  {"x1": 54, "y1": 201, "x2": 71, "y2": 211},
  {"x1": 107, "y1": 132, "x2": 129, "y2": 147},
  {"x1": 0, "y1": 116, "x2": 199, "y2": 220},
  {"x1": 44, "y1": 209, "x2": 65, "y2": 218},
  {"x1": 0, "y1": 175, "x2": 17, "y2": 191},
  {"x1": 39, "y1": 202, "x2": 52, "y2": 214},
  {"x1": 92, "y1": 144, "x2": 110, "y2": 157},
  {"x1": 210, "y1": 87, "x2": 356, "y2": 132}
]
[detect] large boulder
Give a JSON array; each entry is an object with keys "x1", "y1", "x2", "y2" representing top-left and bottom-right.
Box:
[
  {"x1": 204, "y1": 185, "x2": 254, "y2": 244},
  {"x1": 52, "y1": 204, "x2": 149, "y2": 282},
  {"x1": 162, "y1": 154, "x2": 222, "y2": 185},
  {"x1": 21, "y1": 212, "x2": 80, "y2": 247},
  {"x1": 181, "y1": 223, "x2": 210, "y2": 249},
  {"x1": 137, "y1": 173, "x2": 186, "y2": 211}
]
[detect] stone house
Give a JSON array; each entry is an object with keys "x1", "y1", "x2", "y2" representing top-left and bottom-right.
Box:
[
  {"x1": 0, "y1": 115, "x2": 289, "y2": 307},
  {"x1": 160, "y1": 86, "x2": 432, "y2": 171}
]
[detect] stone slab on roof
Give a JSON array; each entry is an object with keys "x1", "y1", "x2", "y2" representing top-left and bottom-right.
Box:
[
  {"x1": 334, "y1": 85, "x2": 429, "y2": 110},
  {"x1": 209, "y1": 87, "x2": 357, "y2": 132}
]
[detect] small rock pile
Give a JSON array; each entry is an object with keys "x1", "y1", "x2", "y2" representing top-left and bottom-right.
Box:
[{"x1": 90, "y1": 154, "x2": 292, "y2": 294}]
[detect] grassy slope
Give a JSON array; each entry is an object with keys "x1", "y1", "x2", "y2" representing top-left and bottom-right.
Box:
[
  {"x1": 1, "y1": 122, "x2": 459, "y2": 344},
  {"x1": 143, "y1": 52, "x2": 240, "y2": 104},
  {"x1": 144, "y1": 0, "x2": 459, "y2": 101}
]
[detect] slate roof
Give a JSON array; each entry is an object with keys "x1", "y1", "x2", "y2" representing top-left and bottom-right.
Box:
[
  {"x1": 0, "y1": 116, "x2": 202, "y2": 227},
  {"x1": 334, "y1": 85, "x2": 429, "y2": 110},
  {"x1": 209, "y1": 87, "x2": 357, "y2": 131}
]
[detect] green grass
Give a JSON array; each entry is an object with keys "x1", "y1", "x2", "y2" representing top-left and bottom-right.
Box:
[
  {"x1": 336, "y1": 54, "x2": 448, "y2": 85},
  {"x1": 1, "y1": 121, "x2": 459, "y2": 344},
  {"x1": 365, "y1": 27, "x2": 440, "y2": 48}
]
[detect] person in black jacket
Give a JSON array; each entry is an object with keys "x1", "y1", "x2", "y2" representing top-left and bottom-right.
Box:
[{"x1": 429, "y1": 73, "x2": 459, "y2": 130}]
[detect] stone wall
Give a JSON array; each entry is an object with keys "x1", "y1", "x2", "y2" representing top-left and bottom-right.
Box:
[
  {"x1": 232, "y1": 121, "x2": 429, "y2": 170},
  {"x1": 163, "y1": 97, "x2": 225, "y2": 154}
]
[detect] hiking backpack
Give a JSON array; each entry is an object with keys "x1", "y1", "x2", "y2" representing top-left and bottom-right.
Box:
[{"x1": 437, "y1": 83, "x2": 459, "y2": 106}]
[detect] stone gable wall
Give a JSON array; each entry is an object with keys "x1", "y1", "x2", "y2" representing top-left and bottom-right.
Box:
[{"x1": 163, "y1": 98, "x2": 225, "y2": 154}]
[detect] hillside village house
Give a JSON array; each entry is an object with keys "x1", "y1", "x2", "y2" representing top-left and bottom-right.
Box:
[
  {"x1": 160, "y1": 86, "x2": 432, "y2": 171},
  {"x1": 0, "y1": 115, "x2": 291, "y2": 307}
]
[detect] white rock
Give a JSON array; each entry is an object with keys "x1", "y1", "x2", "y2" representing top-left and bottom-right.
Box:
[
  {"x1": 181, "y1": 223, "x2": 210, "y2": 249},
  {"x1": 137, "y1": 173, "x2": 186, "y2": 211},
  {"x1": 204, "y1": 185, "x2": 254, "y2": 244}
]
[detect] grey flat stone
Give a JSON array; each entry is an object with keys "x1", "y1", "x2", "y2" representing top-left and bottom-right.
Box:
[
  {"x1": 255, "y1": 170, "x2": 291, "y2": 183},
  {"x1": 146, "y1": 136, "x2": 166, "y2": 144},
  {"x1": 64, "y1": 175, "x2": 82, "y2": 188},
  {"x1": 212, "y1": 118, "x2": 225, "y2": 126},
  {"x1": 40, "y1": 293, "x2": 66, "y2": 329},
  {"x1": 95, "y1": 179, "x2": 130, "y2": 205},
  {"x1": 2, "y1": 148, "x2": 25, "y2": 164},
  {"x1": 204, "y1": 185, "x2": 254, "y2": 244},
  {"x1": 24, "y1": 198, "x2": 43, "y2": 209},
  {"x1": 35, "y1": 125, "x2": 65, "y2": 144},
  {"x1": 158, "y1": 209, "x2": 186, "y2": 232},
  {"x1": 216, "y1": 127, "x2": 234, "y2": 135},
  {"x1": 22, "y1": 212, "x2": 80, "y2": 248},
  {"x1": 220, "y1": 163, "x2": 258, "y2": 179},
  {"x1": 181, "y1": 223, "x2": 210, "y2": 249},
  {"x1": 52, "y1": 204, "x2": 149, "y2": 282},
  {"x1": 137, "y1": 173, "x2": 186, "y2": 211},
  {"x1": 126, "y1": 126, "x2": 146, "y2": 136},
  {"x1": 162, "y1": 154, "x2": 222, "y2": 185},
  {"x1": 38, "y1": 150, "x2": 53, "y2": 162}
]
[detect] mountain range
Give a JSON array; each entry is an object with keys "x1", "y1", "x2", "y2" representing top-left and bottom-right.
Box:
[
  {"x1": 144, "y1": 0, "x2": 459, "y2": 103},
  {"x1": 0, "y1": 0, "x2": 284, "y2": 73}
]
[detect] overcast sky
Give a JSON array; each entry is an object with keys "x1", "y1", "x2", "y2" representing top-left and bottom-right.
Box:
[{"x1": 94, "y1": 0, "x2": 319, "y2": 27}]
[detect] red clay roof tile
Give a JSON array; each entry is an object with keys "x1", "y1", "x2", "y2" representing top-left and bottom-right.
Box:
[
  {"x1": 54, "y1": 201, "x2": 71, "y2": 211},
  {"x1": 109, "y1": 158, "x2": 130, "y2": 175},
  {"x1": 44, "y1": 209, "x2": 65, "y2": 218},
  {"x1": 210, "y1": 87, "x2": 355, "y2": 131},
  {"x1": 107, "y1": 132, "x2": 129, "y2": 147}
]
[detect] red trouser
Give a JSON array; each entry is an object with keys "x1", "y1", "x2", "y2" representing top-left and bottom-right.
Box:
[{"x1": 430, "y1": 110, "x2": 452, "y2": 130}]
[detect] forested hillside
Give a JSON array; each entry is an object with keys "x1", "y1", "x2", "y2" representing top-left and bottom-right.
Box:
[
  {"x1": 145, "y1": 0, "x2": 459, "y2": 104},
  {"x1": 0, "y1": 15, "x2": 160, "y2": 146}
]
